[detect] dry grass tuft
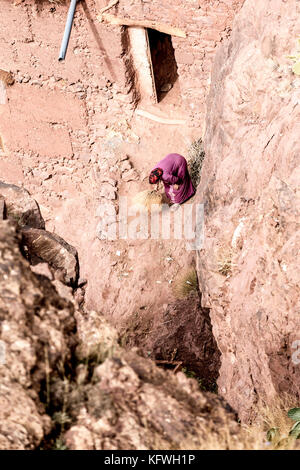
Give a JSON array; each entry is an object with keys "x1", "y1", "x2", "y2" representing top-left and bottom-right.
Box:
[
  {"x1": 172, "y1": 268, "x2": 198, "y2": 298},
  {"x1": 0, "y1": 69, "x2": 14, "y2": 86},
  {"x1": 243, "y1": 395, "x2": 300, "y2": 450},
  {"x1": 132, "y1": 189, "x2": 163, "y2": 212},
  {"x1": 217, "y1": 246, "x2": 235, "y2": 276},
  {"x1": 187, "y1": 138, "x2": 205, "y2": 189},
  {"x1": 186, "y1": 395, "x2": 300, "y2": 450}
]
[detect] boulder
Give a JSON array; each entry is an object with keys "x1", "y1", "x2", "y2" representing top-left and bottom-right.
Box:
[
  {"x1": 21, "y1": 227, "x2": 79, "y2": 286},
  {"x1": 0, "y1": 181, "x2": 45, "y2": 229}
]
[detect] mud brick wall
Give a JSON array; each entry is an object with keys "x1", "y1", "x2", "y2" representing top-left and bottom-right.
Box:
[
  {"x1": 107, "y1": 0, "x2": 245, "y2": 128},
  {"x1": 0, "y1": 0, "x2": 244, "y2": 170},
  {"x1": 0, "y1": 0, "x2": 136, "y2": 170}
]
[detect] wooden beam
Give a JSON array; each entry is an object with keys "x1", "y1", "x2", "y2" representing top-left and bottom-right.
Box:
[
  {"x1": 98, "y1": 12, "x2": 187, "y2": 38},
  {"x1": 135, "y1": 109, "x2": 186, "y2": 126},
  {"x1": 98, "y1": 0, "x2": 119, "y2": 20}
]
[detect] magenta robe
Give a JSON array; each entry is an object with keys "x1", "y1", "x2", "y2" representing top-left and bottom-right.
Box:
[{"x1": 153, "y1": 153, "x2": 195, "y2": 204}]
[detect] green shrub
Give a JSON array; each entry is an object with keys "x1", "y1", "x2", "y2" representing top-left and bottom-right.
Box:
[{"x1": 266, "y1": 406, "x2": 300, "y2": 446}]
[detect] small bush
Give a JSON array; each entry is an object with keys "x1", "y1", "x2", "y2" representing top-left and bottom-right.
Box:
[{"x1": 53, "y1": 438, "x2": 68, "y2": 451}]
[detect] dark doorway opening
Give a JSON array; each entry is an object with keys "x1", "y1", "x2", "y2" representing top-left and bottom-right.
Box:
[{"x1": 147, "y1": 28, "x2": 178, "y2": 103}]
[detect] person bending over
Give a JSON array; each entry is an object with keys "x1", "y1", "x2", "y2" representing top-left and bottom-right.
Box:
[{"x1": 149, "y1": 153, "x2": 195, "y2": 210}]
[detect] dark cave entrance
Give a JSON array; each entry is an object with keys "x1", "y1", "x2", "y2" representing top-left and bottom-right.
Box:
[{"x1": 147, "y1": 28, "x2": 178, "y2": 103}]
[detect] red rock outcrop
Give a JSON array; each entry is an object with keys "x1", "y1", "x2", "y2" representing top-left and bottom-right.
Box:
[
  {"x1": 64, "y1": 350, "x2": 238, "y2": 450},
  {"x1": 0, "y1": 219, "x2": 242, "y2": 450},
  {"x1": 0, "y1": 220, "x2": 77, "y2": 449},
  {"x1": 0, "y1": 181, "x2": 79, "y2": 286},
  {"x1": 21, "y1": 226, "x2": 79, "y2": 286},
  {"x1": 197, "y1": 0, "x2": 300, "y2": 421}
]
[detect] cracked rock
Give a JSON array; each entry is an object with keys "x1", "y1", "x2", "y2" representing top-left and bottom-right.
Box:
[
  {"x1": 21, "y1": 226, "x2": 79, "y2": 286},
  {"x1": 99, "y1": 183, "x2": 117, "y2": 200},
  {"x1": 0, "y1": 182, "x2": 45, "y2": 229},
  {"x1": 121, "y1": 169, "x2": 139, "y2": 182}
]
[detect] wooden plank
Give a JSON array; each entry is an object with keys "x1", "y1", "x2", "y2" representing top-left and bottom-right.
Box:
[
  {"x1": 98, "y1": 13, "x2": 187, "y2": 38},
  {"x1": 128, "y1": 27, "x2": 158, "y2": 104},
  {"x1": 155, "y1": 360, "x2": 183, "y2": 374}
]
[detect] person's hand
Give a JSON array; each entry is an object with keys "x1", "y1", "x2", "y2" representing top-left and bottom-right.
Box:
[{"x1": 173, "y1": 184, "x2": 179, "y2": 190}]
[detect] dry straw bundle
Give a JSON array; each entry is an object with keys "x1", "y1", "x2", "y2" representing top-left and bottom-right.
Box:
[{"x1": 131, "y1": 189, "x2": 163, "y2": 212}]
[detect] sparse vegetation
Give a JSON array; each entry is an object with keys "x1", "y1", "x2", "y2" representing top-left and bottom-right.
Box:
[
  {"x1": 53, "y1": 438, "x2": 68, "y2": 451},
  {"x1": 189, "y1": 396, "x2": 300, "y2": 450},
  {"x1": 172, "y1": 268, "x2": 198, "y2": 298},
  {"x1": 266, "y1": 406, "x2": 300, "y2": 447},
  {"x1": 287, "y1": 37, "x2": 300, "y2": 75},
  {"x1": 39, "y1": 339, "x2": 119, "y2": 450},
  {"x1": 187, "y1": 138, "x2": 205, "y2": 189},
  {"x1": 217, "y1": 246, "x2": 235, "y2": 276},
  {"x1": 243, "y1": 396, "x2": 300, "y2": 450},
  {"x1": 181, "y1": 367, "x2": 218, "y2": 393}
]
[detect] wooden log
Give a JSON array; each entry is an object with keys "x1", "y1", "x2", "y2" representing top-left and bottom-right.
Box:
[
  {"x1": 98, "y1": 12, "x2": 187, "y2": 38},
  {"x1": 155, "y1": 360, "x2": 183, "y2": 374},
  {"x1": 173, "y1": 362, "x2": 183, "y2": 374}
]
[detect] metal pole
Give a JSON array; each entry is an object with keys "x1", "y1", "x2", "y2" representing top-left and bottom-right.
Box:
[{"x1": 58, "y1": 0, "x2": 77, "y2": 61}]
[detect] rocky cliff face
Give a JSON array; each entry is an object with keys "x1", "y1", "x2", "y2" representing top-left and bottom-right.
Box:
[
  {"x1": 0, "y1": 220, "x2": 77, "y2": 449},
  {"x1": 0, "y1": 218, "x2": 242, "y2": 450},
  {"x1": 197, "y1": 0, "x2": 300, "y2": 421}
]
